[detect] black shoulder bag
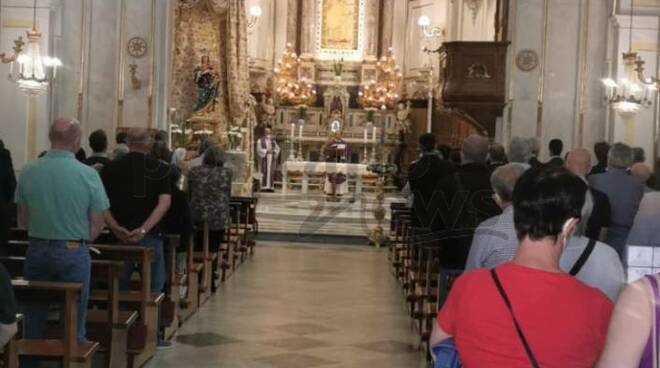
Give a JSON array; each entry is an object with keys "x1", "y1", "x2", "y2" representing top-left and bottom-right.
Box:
[
  {"x1": 568, "y1": 238, "x2": 597, "y2": 276},
  {"x1": 490, "y1": 269, "x2": 541, "y2": 368}
]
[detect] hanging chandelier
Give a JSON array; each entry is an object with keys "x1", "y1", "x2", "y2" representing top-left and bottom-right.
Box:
[
  {"x1": 273, "y1": 43, "x2": 317, "y2": 107},
  {"x1": 602, "y1": 0, "x2": 656, "y2": 118},
  {"x1": 8, "y1": 0, "x2": 62, "y2": 96}
]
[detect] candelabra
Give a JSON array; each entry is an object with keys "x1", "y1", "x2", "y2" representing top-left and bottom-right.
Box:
[
  {"x1": 6, "y1": 0, "x2": 62, "y2": 96},
  {"x1": 274, "y1": 44, "x2": 317, "y2": 106},
  {"x1": 358, "y1": 48, "x2": 402, "y2": 110},
  {"x1": 602, "y1": 0, "x2": 657, "y2": 118}
]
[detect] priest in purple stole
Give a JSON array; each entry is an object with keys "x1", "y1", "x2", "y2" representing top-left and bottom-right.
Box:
[
  {"x1": 323, "y1": 132, "x2": 349, "y2": 197},
  {"x1": 256, "y1": 127, "x2": 280, "y2": 192}
]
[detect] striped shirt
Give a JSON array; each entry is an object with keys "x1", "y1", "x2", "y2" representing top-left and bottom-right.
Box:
[{"x1": 465, "y1": 206, "x2": 517, "y2": 271}]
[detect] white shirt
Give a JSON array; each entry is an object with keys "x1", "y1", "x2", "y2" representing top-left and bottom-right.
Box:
[{"x1": 559, "y1": 235, "x2": 625, "y2": 301}]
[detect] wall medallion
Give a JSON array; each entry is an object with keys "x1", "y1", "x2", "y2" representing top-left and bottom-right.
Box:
[
  {"x1": 516, "y1": 49, "x2": 539, "y2": 72},
  {"x1": 127, "y1": 37, "x2": 148, "y2": 59}
]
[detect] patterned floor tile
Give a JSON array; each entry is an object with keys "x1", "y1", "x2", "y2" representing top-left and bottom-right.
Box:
[
  {"x1": 275, "y1": 322, "x2": 336, "y2": 336},
  {"x1": 354, "y1": 340, "x2": 417, "y2": 355},
  {"x1": 254, "y1": 353, "x2": 337, "y2": 368},
  {"x1": 263, "y1": 336, "x2": 331, "y2": 351},
  {"x1": 175, "y1": 333, "x2": 241, "y2": 347}
]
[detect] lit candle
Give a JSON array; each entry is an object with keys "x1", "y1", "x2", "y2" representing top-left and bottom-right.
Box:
[{"x1": 299, "y1": 124, "x2": 303, "y2": 140}]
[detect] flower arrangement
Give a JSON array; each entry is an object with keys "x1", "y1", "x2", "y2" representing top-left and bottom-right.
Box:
[{"x1": 227, "y1": 124, "x2": 243, "y2": 151}]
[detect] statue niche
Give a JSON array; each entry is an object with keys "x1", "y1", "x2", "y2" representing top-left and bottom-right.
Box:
[
  {"x1": 187, "y1": 54, "x2": 225, "y2": 139},
  {"x1": 193, "y1": 55, "x2": 220, "y2": 114},
  {"x1": 322, "y1": 59, "x2": 350, "y2": 131}
]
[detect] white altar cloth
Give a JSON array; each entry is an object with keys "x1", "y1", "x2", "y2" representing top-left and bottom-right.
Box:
[{"x1": 282, "y1": 161, "x2": 372, "y2": 194}]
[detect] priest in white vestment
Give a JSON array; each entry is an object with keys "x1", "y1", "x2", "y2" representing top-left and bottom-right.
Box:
[{"x1": 256, "y1": 127, "x2": 280, "y2": 192}]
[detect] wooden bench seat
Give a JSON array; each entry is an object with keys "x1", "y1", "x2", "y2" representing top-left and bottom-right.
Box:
[
  {"x1": 17, "y1": 339, "x2": 99, "y2": 361},
  {"x1": 11, "y1": 279, "x2": 99, "y2": 368},
  {"x1": 86, "y1": 310, "x2": 138, "y2": 329},
  {"x1": 1, "y1": 314, "x2": 20, "y2": 368},
  {"x1": 2, "y1": 255, "x2": 137, "y2": 368},
  {"x1": 89, "y1": 245, "x2": 160, "y2": 368},
  {"x1": 89, "y1": 290, "x2": 165, "y2": 305}
]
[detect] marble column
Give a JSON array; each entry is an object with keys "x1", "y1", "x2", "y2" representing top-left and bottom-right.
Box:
[
  {"x1": 506, "y1": 0, "x2": 610, "y2": 159},
  {"x1": 364, "y1": 0, "x2": 380, "y2": 60},
  {"x1": 380, "y1": 0, "x2": 394, "y2": 56},
  {"x1": 299, "y1": 0, "x2": 315, "y2": 58},
  {"x1": 286, "y1": 0, "x2": 299, "y2": 50}
]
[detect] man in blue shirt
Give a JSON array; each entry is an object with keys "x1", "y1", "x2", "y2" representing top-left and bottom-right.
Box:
[{"x1": 15, "y1": 117, "x2": 110, "y2": 343}]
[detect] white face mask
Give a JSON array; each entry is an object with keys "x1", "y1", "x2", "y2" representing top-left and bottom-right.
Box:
[{"x1": 559, "y1": 218, "x2": 575, "y2": 250}]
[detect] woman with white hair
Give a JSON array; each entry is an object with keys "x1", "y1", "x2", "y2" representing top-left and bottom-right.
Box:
[{"x1": 507, "y1": 136, "x2": 532, "y2": 166}]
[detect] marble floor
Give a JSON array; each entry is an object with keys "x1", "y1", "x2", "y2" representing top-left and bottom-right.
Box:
[
  {"x1": 257, "y1": 192, "x2": 405, "y2": 237},
  {"x1": 146, "y1": 242, "x2": 427, "y2": 368}
]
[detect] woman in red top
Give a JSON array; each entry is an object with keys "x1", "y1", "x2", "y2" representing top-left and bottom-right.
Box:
[{"x1": 430, "y1": 166, "x2": 613, "y2": 368}]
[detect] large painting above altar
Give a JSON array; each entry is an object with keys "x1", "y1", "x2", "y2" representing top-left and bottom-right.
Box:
[
  {"x1": 321, "y1": 0, "x2": 359, "y2": 50},
  {"x1": 316, "y1": 0, "x2": 365, "y2": 60}
]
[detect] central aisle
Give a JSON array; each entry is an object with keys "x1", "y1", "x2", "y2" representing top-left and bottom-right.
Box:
[{"x1": 147, "y1": 242, "x2": 427, "y2": 368}]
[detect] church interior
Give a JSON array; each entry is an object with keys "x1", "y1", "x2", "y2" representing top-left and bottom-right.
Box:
[{"x1": 0, "y1": 0, "x2": 659, "y2": 367}]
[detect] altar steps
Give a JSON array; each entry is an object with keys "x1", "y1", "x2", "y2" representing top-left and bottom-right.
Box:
[{"x1": 255, "y1": 192, "x2": 405, "y2": 238}]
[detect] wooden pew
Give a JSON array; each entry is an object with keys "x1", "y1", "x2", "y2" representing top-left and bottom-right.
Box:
[
  {"x1": 86, "y1": 260, "x2": 138, "y2": 368},
  {"x1": 177, "y1": 234, "x2": 199, "y2": 322},
  {"x1": 193, "y1": 221, "x2": 213, "y2": 306},
  {"x1": 1, "y1": 314, "x2": 20, "y2": 368},
  {"x1": 1, "y1": 255, "x2": 137, "y2": 368},
  {"x1": 161, "y1": 234, "x2": 179, "y2": 340},
  {"x1": 12, "y1": 279, "x2": 99, "y2": 368},
  {"x1": 230, "y1": 198, "x2": 257, "y2": 258},
  {"x1": 88, "y1": 245, "x2": 164, "y2": 368}
]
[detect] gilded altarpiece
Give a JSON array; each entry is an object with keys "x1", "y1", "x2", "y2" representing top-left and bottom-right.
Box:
[
  {"x1": 171, "y1": 4, "x2": 226, "y2": 127},
  {"x1": 170, "y1": 0, "x2": 254, "y2": 195}
]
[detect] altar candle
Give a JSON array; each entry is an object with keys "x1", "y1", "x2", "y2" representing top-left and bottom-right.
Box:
[
  {"x1": 373, "y1": 127, "x2": 377, "y2": 142},
  {"x1": 299, "y1": 124, "x2": 303, "y2": 140},
  {"x1": 363, "y1": 128, "x2": 368, "y2": 143},
  {"x1": 291, "y1": 122, "x2": 295, "y2": 141}
]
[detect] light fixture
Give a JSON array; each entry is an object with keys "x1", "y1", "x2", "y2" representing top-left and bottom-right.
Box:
[
  {"x1": 417, "y1": 15, "x2": 444, "y2": 38},
  {"x1": 465, "y1": 0, "x2": 483, "y2": 23},
  {"x1": 247, "y1": 5, "x2": 262, "y2": 30},
  {"x1": 8, "y1": 0, "x2": 62, "y2": 96},
  {"x1": 602, "y1": 0, "x2": 655, "y2": 118}
]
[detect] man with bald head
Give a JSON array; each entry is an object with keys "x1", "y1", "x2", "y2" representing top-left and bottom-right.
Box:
[
  {"x1": 565, "y1": 148, "x2": 610, "y2": 242},
  {"x1": 101, "y1": 127, "x2": 171, "y2": 295},
  {"x1": 15, "y1": 117, "x2": 110, "y2": 343}
]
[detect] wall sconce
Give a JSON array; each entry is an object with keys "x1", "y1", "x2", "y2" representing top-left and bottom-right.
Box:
[
  {"x1": 418, "y1": 15, "x2": 445, "y2": 38},
  {"x1": 129, "y1": 63, "x2": 142, "y2": 90},
  {"x1": 247, "y1": 5, "x2": 262, "y2": 30},
  {"x1": 0, "y1": 37, "x2": 24, "y2": 64}
]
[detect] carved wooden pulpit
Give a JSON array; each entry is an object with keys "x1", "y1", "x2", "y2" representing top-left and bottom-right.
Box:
[{"x1": 438, "y1": 42, "x2": 510, "y2": 137}]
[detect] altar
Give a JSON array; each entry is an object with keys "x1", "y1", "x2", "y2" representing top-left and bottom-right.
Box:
[{"x1": 282, "y1": 161, "x2": 374, "y2": 195}]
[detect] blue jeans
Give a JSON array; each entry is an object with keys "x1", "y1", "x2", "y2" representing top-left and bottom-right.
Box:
[
  {"x1": 23, "y1": 239, "x2": 91, "y2": 342},
  {"x1": 120, "y1": 235, "x2": 165, "y2": 292}
]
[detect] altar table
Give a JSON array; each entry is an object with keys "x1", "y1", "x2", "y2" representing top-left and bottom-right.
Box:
[{"x1": 282, "y1": 161, "x2": 372, "y2": 195}]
